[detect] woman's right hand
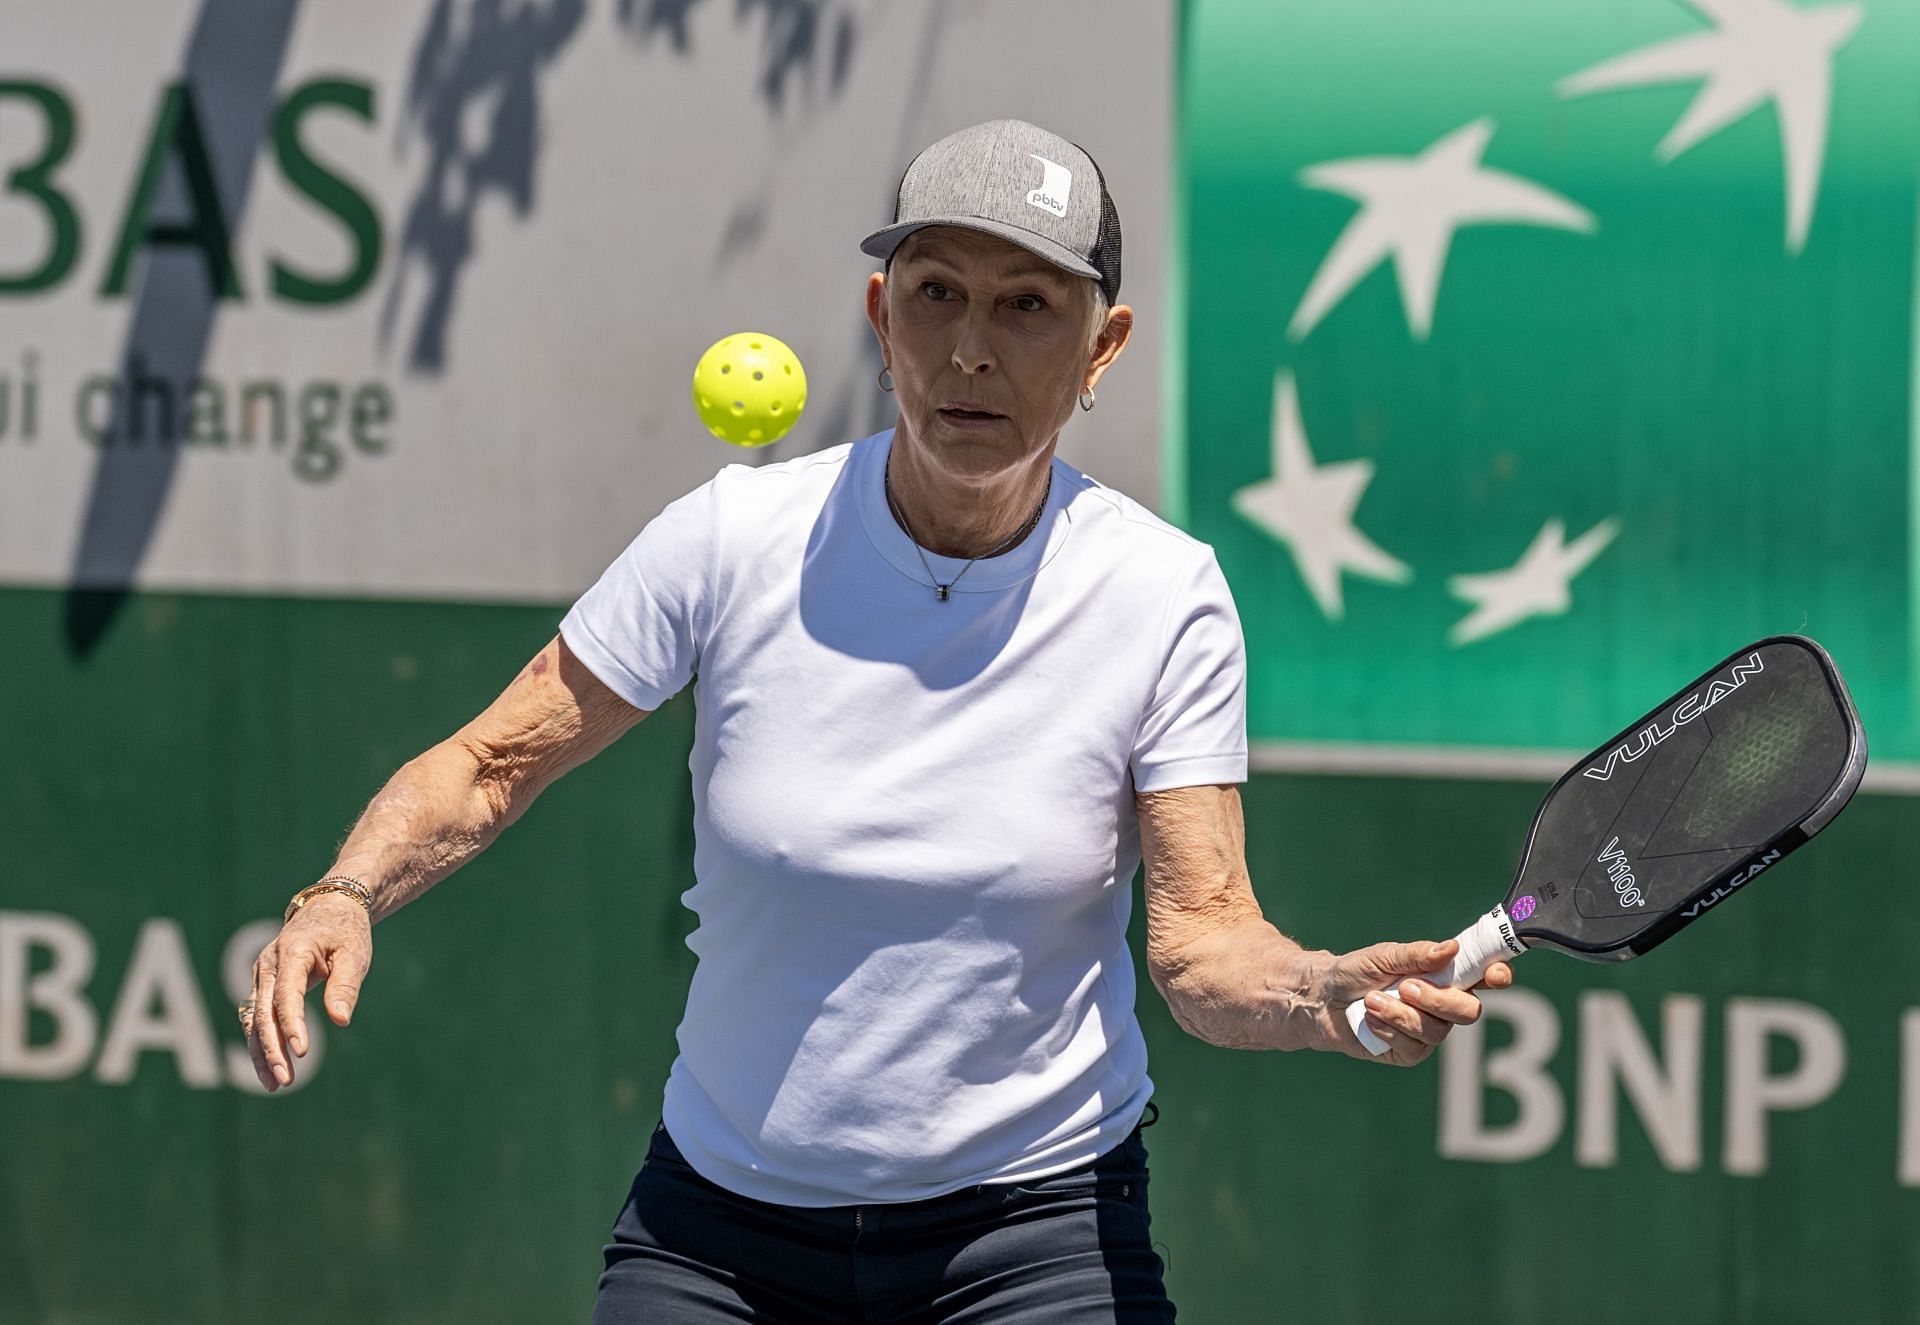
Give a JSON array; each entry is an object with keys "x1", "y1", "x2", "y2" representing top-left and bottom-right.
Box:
[{"x1": 243, "y1": 892, "x2": 373, "y2": 1092}]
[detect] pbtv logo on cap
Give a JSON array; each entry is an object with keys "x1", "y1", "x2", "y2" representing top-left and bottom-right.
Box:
[{"x1": 1026, "y1": 154, "x2": 1072, "y2": 218}]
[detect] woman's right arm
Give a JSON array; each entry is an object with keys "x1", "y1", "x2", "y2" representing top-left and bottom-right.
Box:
[{"x1": 244, "y1": 633, "x2": 647, "y2": 1091}]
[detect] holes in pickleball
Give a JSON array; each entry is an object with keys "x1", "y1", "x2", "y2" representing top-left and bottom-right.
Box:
[
  {"x1": 732, "y1": 401, "x2": 744, "y2": 413},
  {"x1": 721, "y1": 365, "x2": 731, "y2": 374},
  {"x1": 770, "y1": 403, "x2": 781, "y2": 414},
  {"x1": 753, "y1": 370, "x2": 764, "y2": 380},
  {"x1": 751, "y1": 340, "x2": 763, "y2": 349},
  {"x1": 749, "y1": 428, "x2": 763, "y2": 441},
  {"x1": 783, "y1": 364, "x2": 792, "y2": 375}
]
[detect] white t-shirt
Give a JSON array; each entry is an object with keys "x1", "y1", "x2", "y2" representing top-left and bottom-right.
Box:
[{"x1": 560, "y1": 428, "x2": 1246, "y2": 1206}]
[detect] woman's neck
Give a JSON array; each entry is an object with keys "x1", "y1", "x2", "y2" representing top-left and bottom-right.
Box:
[{"x1": 884, "y1": 436, "x2": 1055, "y2": 560}]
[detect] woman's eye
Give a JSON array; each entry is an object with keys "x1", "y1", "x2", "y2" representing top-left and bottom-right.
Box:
[{"x1": 1012, "y1": 295, "x2": 1046, "y2": 312}]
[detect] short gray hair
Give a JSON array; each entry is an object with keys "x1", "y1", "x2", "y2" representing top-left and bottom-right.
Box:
[{"x1": 1085, "y1": 279, "x2": 1111, "y2": 355}]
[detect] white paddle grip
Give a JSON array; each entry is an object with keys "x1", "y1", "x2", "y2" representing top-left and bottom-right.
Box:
[{"x1": 1345, "y1": 905, "x2": 1528, "y2": 1056}]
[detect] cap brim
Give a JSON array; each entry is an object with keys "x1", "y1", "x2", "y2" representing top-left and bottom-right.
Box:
[{"x1": 859, "y1": 217, "x2": 1101, "y2": 283}]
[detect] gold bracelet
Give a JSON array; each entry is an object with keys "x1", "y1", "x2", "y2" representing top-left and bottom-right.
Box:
[{"x1": 284, "y1": 877, "x2": 374, "y2": 923}]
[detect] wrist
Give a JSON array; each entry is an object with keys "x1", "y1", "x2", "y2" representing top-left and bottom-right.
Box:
[
  {"x1": 286, "y1": 876, "x2": 374, "y2": 924},
  {"x1": 1218, "y1": 930, "x2": 1338, "y2": 1052},
  {"x1": 1288, "y1": 945, "x2": 1348, "y2": 1052}
]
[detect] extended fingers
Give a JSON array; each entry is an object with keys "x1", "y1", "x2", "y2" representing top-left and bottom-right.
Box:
[
  {"x1": 323, "y1": 942, "x2": 369, "y2": 1026},
  {"x1": 244, "y1": 1008, "x2": 275, "y2": 1090},
  {"x1": 251, "y1": 963, "x2": 290, "y2": 1089},
  {"x1": 274, "y1": 945, "x2": 316, "y2": 1065},
  {"x1": 252, "y1": 943, "x2": 316, "y2": 1092}
]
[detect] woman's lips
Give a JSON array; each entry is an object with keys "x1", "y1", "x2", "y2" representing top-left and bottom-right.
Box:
[{"x1": 937, "y1": 407, "x2": 1004, "y2": 428}]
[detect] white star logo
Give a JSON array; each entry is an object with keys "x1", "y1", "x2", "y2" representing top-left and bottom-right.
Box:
[
  {"x1": 1289, "y1": 118, "x2": 1596, "y2": 342},
  {"x1": 1447, "y1": 518, "x2": 1620, "y2": 646},
  {"x1": 1558, "y1": 0, "x2": 1864, "y2": 254},
  {"x1": 1232, "y1": 372, "x2": 1411, "y2": 620}
]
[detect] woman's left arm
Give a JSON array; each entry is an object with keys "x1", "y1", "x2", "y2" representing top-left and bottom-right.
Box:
[{"x1": 1136, "y1": 783, "x2": 1511, "y2": 1065}]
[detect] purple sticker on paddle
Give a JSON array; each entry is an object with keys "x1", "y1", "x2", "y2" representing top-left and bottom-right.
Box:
[{"x1": 1511, "y1": 895, "x2": 1537, "y2": 923}]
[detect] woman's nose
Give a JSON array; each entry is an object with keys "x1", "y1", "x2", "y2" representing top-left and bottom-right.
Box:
[{"x1": 950, "y1": 309, "x2": 995, "y2": 374}]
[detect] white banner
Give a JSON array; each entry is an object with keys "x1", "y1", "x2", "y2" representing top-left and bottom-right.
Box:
[{"x1": 0, "y1": 0, "x2": 1171, "y2": 603}]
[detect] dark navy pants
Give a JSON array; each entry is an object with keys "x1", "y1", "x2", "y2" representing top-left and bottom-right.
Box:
[{"x1": 590, "y1": 1114, "x2": 1175, "y2": 1323}]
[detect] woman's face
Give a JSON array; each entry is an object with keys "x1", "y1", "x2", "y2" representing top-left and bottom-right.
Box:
[{"x1": 866, "y1": 226, "x2": 1129, "y2": 486}]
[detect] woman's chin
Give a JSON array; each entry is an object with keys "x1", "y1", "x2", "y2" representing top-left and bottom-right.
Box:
[
  {"x1": 894, "y1": 412, "x2": 1055, "y2": 482},
  {"x1": 921, "y1": 441, "x2": 1029, "y2": 484}
]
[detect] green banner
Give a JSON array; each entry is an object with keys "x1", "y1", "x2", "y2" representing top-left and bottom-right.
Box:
[
  {"x1": 1178, "y1": 0, "x2": 1920, "y2": 760},
  {"x1": 1148, "y1": 769, "x2": 1920, "y2": 1325},
  {"x1": 0, "y1": 591, "x2": 699, "y2": 1323},
  {"x1": 7, "y1": 589, "x2": 1915, "y2": 1323}
]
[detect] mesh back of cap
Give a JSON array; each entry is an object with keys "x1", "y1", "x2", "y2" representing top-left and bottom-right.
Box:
[{"x1": 1081, "y1": 149, "x2": 1123, "y2": 304}]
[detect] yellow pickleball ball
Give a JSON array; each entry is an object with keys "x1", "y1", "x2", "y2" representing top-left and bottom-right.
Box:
[{"x1": 691, "y1": 332, "x2": 808, "y2": 447}]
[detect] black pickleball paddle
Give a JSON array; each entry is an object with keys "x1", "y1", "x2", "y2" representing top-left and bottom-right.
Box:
[{"x1": 1348, "y1": 635, "x2": 1867, "y2": 1055}]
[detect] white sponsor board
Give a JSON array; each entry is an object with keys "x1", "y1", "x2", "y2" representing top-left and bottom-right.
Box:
[{"x1": 0, "y1": 0, "x2": 1170, "y2": 603}]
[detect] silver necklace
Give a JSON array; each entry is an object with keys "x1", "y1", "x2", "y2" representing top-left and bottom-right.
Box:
[{"x1": 883, "y1": 461, "x2": 1053, "y2": 601}]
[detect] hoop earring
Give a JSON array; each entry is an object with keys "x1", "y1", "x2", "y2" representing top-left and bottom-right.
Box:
[
  {"x1": 1078, "y1": 388, "x2": 1095, "y2": 412},
  {"x1": 878, "y1": 366, "x2": 895, "y2": 393}
]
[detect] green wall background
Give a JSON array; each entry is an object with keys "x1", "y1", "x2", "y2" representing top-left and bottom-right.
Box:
[{"x1": 4, "y1": 587, "x2": 1916, "y2": 1322}]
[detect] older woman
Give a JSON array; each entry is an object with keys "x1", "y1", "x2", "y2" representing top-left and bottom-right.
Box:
[{"x1": 243, "y1": 120, "x2": 1510, "y2": 1322}]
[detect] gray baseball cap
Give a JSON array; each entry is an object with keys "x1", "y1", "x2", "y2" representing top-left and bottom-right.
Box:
[{"x1": 861, "y1": 119, "x2": 1122, "y2": 304}]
